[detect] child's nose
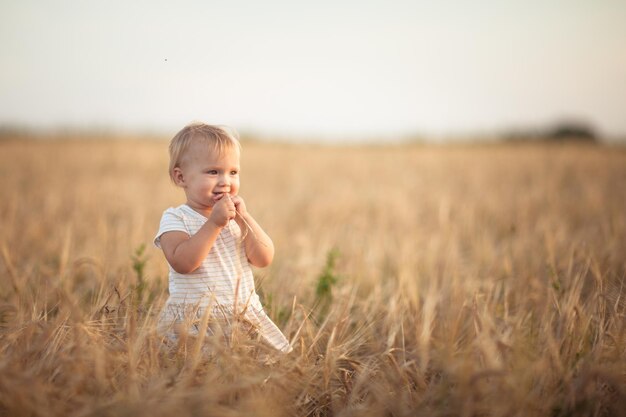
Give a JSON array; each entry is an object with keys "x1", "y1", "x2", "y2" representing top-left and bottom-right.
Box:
[{"x1": 218, "y1": 174, "x2": 230, "y2": 186}]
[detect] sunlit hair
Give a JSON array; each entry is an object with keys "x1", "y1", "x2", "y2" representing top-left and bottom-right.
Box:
[{"x1": 168, "y1": 122, "x2": 241, "y2": 183}]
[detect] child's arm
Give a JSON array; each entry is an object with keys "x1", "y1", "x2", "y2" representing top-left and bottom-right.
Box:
[
  {"x1": 159, "y1": 198, "x2": 236, "y2": 274},
  {"x1": 231, "y1": 196, "x2": 275, "y2": 268}
]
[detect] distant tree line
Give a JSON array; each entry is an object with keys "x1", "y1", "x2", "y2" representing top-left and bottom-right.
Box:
[{"x1": 503, "y1": 120, "x2": 598, "y2": 143}]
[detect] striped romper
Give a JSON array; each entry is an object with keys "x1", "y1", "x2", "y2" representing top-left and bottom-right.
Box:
[{"x1": 154, "y1": 204, "x2": 292, "y2": 353}]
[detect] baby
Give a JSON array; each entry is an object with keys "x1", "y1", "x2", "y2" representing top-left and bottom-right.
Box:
[{"x1": 154, "y1": 122, "x2": 291, "y2": 353}]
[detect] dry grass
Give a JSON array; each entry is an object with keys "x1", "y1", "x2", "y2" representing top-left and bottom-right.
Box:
[{"x1": 0, "y1": 137, "x2": 625, "y2": 416}]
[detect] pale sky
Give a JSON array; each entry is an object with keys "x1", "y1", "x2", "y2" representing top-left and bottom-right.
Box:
[{"x1": 1, "y1": 0, "x2": 625, "y2": 141}]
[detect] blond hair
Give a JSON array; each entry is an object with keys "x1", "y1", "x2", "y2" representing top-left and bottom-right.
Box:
[{"x1": 168, "y1": 122, "x2": 241, "y2": 182}]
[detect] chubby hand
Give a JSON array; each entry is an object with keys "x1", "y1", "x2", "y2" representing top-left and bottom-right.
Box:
[
  {"x1": 230, "y1": 195, "x2": 248, "y2": 217},
  {"x1": 209, "y1": 194, "x2": 236, "y2": 227}
]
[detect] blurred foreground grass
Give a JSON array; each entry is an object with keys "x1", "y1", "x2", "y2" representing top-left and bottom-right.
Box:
[{"x1": 0, "y1": 137, "x2": 624, "y2": 416}]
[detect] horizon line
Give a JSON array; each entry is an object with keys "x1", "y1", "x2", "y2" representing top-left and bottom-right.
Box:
[{"x1": 1, "y1": 122, "x2": 624, "y2": 144}]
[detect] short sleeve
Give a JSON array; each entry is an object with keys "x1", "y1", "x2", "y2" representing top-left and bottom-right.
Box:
[{"x1": 154, "y1": 207, "x2": 189, "y2": 249}]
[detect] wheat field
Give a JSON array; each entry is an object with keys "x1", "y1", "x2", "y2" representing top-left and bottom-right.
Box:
[{"x1": 0, "y1": 137, "x2": 624, "y2": 416}]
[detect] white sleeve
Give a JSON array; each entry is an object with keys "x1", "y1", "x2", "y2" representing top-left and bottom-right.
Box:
[{"x1": 154, "y1": 207, "x2": 189, "y2": 249}]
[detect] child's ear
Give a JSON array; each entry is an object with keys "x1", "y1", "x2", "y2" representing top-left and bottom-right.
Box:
[{"x1": 173, "y1": 167, "x2": 185, "y2": 187}]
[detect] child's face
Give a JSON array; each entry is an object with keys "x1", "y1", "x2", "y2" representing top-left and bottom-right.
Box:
[{"x1": 176, "y1": 143, "x2": 240, "y2": 213}]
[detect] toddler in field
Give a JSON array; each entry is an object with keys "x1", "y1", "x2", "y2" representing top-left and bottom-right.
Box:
[{"x1": 154, "y1": 122, "x2": 292, "y2": 353}]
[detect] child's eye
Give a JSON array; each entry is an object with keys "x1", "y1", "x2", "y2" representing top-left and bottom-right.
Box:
[
  {"x1": 230, "y1": 170, "x2": 239, "y2": 175},
  {"x1": 206, "y1": 170, "x2": 218, "y2": 175}
]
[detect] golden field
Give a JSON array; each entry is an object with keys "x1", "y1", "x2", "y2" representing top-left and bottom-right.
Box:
[{"x1": 0, "y1": 137, "x2": 624, "y2": 416}]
